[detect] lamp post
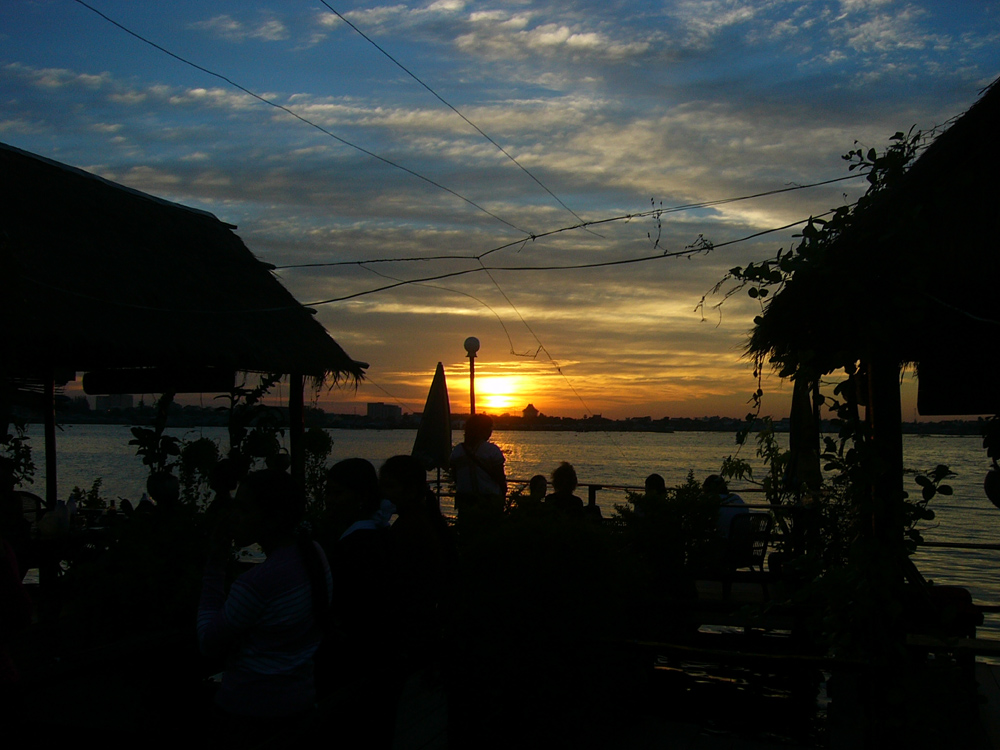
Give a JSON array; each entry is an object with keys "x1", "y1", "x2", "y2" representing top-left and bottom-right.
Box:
[{"x1": 464, "y1": 336, "x2": 480, "y2": 415}]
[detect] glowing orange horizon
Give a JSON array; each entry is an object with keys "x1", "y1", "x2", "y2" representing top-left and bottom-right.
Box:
[{"x1": 473, "y1": 375, "x2": 531, "y2": 413}]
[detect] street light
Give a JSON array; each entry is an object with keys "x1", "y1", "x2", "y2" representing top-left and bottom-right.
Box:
[{"x1": 464, "y1": 336, "x2": 480, "y2": 415}]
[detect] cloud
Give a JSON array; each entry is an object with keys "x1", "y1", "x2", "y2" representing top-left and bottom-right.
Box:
[
  {"x1": 344, "y1": 4, "x2": 412, "y2": 27},
  {"x1": 666, "y1": 0, "x2": 771, "y2": 49},
  {"x1": 311, "y1": 4, "x2": 651, "y2": 65},
  {"x1": 840, "y1": 7, "x2": 931, "y2": 53},
  {"x1": 455, "y1": 15, "x2": 650, "y2": 62},
  {"x1": 427, "y1": 0, "x2": 466, "y2": 12},
  {"x1": 189, "y1": 13, "x2": 289, "y2": 42},
  {"x1": 166, "y1": 87, "x2": 261, "y2": 111},
  {"x1": 838, "y1": 0, "x2": 894, "y2": 12},
  {"x1": 4, "y1": 63, "x2": 113, "y2": 90},
  {"x1": 0, "y1": 118, "x2": 35, "y2": 134}
]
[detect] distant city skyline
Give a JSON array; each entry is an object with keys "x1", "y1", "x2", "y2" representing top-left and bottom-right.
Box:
[{"x1": 5, "y1": 1, "x2": 998, "y2": 418}]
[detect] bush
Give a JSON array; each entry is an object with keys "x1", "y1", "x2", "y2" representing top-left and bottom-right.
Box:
[{"x1": 612, "y1": 471, "x2": 720, "y2": 596}]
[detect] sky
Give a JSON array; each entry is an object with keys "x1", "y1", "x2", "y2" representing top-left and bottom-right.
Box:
[{"x1": 2, "y1": 1, "x2": 998, "y2": 419}]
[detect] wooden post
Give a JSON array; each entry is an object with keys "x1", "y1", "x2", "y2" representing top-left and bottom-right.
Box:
[
  {"x1": 588, "y1": 485, "x2": 600, "y2": 507},
  {"x1": 44, "y1": 373, "x2": 57, "y2": 510},
  {"x1": 289, "y1": 373, "x2": 305, "y2": 488},
  {"x1": 0, "y1": 378, "x2": 11, "y2": 440},
  {"x1": 863, "y1": 355, "x2": 907, "y2": 747},
  {"x1": 868, "y1": 356, "x2": 904, "y2": 546}
]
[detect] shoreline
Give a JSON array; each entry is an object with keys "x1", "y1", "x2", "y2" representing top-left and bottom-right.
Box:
[{"x1": 16, "y1": 413, "x2": 991, "y2": 437}]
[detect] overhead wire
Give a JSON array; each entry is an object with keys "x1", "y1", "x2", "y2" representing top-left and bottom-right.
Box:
[
  {"x1": 364, "y1": 378, "x2": 412, "y2": 412},
  {"x1": 317, "y1": 1, "x2": 594, "y2": 233},
  {"x1": 294, "y1": 209, "x2": 828, "y2": 425},
  {"x1": 476, "y1": 262, "x2": 626, "y2": 450},
  {"x1": 272, "y1": 173, "x2": 862, "y2": 270},
  {"x1": 359, "y1": 264, "x2": 530, "y2": 356},
  {"x1": 299, "y1": 212, "x2": 829, "y2": 307},
  {"x1": 70, "y1": 0, "x2": 531, "y2": 236}
]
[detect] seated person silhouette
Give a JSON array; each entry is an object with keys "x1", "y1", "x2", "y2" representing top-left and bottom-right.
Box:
[
  {"x1": 545, "y1": 462, "x2": 584, "y2": 518},
  {"x1": 703, "y1": 474, "x2": 748, "y2": 538}
]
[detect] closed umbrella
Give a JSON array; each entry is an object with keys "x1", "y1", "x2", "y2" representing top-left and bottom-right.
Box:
[
  {"x1": 784, "y1": 375, "x2": 822, "y2": 558},
  {"x1": 412, "y1": 363, "x2": 453, "y2": 496},
  {"x1": 784, "y1": 376, "x2": 822, "y2": 494}
]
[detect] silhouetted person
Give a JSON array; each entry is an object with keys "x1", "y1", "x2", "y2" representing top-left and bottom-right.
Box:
[
  {"x1": 147, "y1": 471, "x2": 180, "y2": 507},
  {"x1": 529, "y1": 474, "x2": 547, "y2": 502},
  {"x1": 315, "y1": 459, "x2": 395, "y2": 745},
  {"x1": 381, "y1": 455, "x2": 450, "y2": 655},
  {"x1": 645, "y1": 473, "x2": 666, "y2": 497},
  {"x1": 135, "y1": 491, "x2": 154, "y2": 516},
  {"x1": 102, "y1": 499, "x2": 119, "y2": 524},
  {"x1": 147, "y1": 471, "x2": 181, "y2": 526},
  {"x1": 0, "y1": 488, "x2": 32, "y2": 707},
  {"x1": 632, "y1": 472, "x2": 667, "y2": 518},
  {"x1": 545, "y1": 462, "x2": 584, "y2": 518},
  {"x1": 704, "y1": 474, "x2": 747, "y2": 538},
  {"x1": 515, "y1": 474, "x2": 547, "y2": 514},
  {"x1": 450, "y1": 414, "x2": 506, "y2": 522},
  {"x1": 198, "y1": 470, "x2": 332, "y2": 735},
  {"x1": 379, "y1": 455, "x2": 453, "y2": 747},
  {"x1": 319, "y1": 457, "x2": 383, "y2": 546}
]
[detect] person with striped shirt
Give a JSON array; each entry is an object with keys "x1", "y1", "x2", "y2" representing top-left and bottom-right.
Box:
[{"x1": 198, "y1": 469, "x2": 332, "y2": 727}]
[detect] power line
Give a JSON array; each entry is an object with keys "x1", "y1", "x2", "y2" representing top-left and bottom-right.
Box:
[
  {"x1": 360, "y1": 264, "x2": 530, "y2": 356},
  {"x1": 318, "y1": 1, "x2": 591, "y2": 230},
  {"x1": 473, "y1": 260, "x2": 631, "y2": 460},
  {"x1": 481, "y1": 265, "x2": 596, "y2": 403},
  {"x1": 356, "y1": 377, "x2": 411, "y2": 412},
  {"x1": 299, "y1": 213, "x2": 826, "y2": 307},
  {"x1": 70, "y1": 0, "x2": 531, "y2": 235},
  {"x1": 273, "y1": 173, "x2": 862, "y2": 270}
]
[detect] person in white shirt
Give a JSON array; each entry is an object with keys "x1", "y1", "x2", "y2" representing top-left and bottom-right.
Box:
[
  {"x1": 704, "y1": 474, "x2": 748, "y2": 538},
  {"x1": 450, "y1": 414, "x2": 507, "y2": 520}
]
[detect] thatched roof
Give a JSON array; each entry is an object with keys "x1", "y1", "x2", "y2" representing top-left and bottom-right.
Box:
[
  {"x1": 1, "y1": 142, "x2": 366, "y2": 384},
  {"x1": 749, "y1": 77, "x2": 1000, "y2": 411}
]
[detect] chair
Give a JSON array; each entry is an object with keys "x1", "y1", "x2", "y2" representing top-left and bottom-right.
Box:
[{"x1": 722, "y1": 512, "x2": 773, "y2": 601}]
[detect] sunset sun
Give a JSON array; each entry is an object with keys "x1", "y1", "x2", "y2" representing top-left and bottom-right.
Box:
[{"x1": 476, "y1": 376, "x2": 524, "y2": 413}]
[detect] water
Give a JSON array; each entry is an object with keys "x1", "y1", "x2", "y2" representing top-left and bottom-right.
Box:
[
  {"x1": 31, "y1": 425, "x2": 766, "y2": 509},
  {"x1": 18, "y1": 424, "x2": 1000, "y2": 630}
]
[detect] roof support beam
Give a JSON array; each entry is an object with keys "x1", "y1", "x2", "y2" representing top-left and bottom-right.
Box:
[
  {"x1": 44, "y1": 373, "x2": 57, "y2": 510},
  {"x1": 288, "y1": 373, "x2": 305, "y2": 490},
  {"x1": 868, "y1": 356, "x2": 904, "y2": 547}
]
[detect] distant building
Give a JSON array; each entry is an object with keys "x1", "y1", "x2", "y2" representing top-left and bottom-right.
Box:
[
  {"x1": 96, "y1": 394, "x2": 133, "y2": 411},
  {"x1": 523, "y1": 403, "x2": 539, "y2": 420},
  {"x1": 367, "y1": 402, "x2": 402, "y2": 422}
]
